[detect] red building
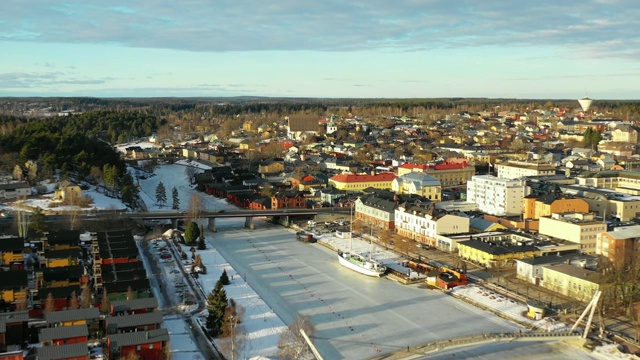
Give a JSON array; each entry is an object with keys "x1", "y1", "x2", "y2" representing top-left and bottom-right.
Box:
[
  {"x1": 40, "y1": 325, "x2": 88, "y2": 346},
  {"x1": 107, "y1": 329, "x2": 169, "y2": 360},
  {"x1": 37, "y1": 343, "x2": 89, "y2": 360},
  {"x1": 271, "y1": 191, "x2": 307, "y2": 209}
]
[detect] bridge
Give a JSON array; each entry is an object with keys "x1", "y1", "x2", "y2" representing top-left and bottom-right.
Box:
[
  {"x1": 127, "y1": 207, "x2": 351, "y2": 231},
  {"x1": 373, "y1": 330, "x2": 582, "y2": 359}
]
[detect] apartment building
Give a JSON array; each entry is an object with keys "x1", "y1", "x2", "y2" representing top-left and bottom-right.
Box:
[
  {"x1": 466, "y1": 175, "x2": 528, "y2": 216},
  {"x1": 495, "y1": 161, "x2": 556, "y2": 180},
  {"x1": 394, "y1": 204, "x2": 469, "y2": 247},
  {"x1": 538, "y1": 212, "x2": 607, "y2": 254}
]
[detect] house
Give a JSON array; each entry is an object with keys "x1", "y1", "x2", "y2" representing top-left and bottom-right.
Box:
[
  {"x1": 0, "y1": 311, "x2": 29, "y2": 353},
  {"x1": 54, "y1": 181, "x2": 83, "y2": 204},
  {"x1": 45, "y1": 308, "x2": 100, "y2": 328},
  {"x1": 106, "y1": 311, "x2": 163, "y2": 334},
  {"x1": 0, "y1": 183, "x2": 30, "y2": 200},
  {"x1": 249, "y1": 196, "x2": 272, "y2": 210},
  {"x1": 37, "y1": 342, "x2": 89, "y2": 360},
  {"x1": 391, "y1": 173, "x2": 442, "y2": 201},
  {"x1": 258, "y1": 159, "x2": 284, "y2": 177},
  {"x1": 110, "y1": 297, "x2": 159, "y2": 316},
  {"x1": 271, "y1": 191, "x2": 306, "y2": 209},
  {"x1": 0, "y1": 271, "x2": 28, "y2": 310},
  {"x1": 495, "y1": 161, "x2": 556, "y2": 180},
  {"x1": 0, "y1": 237, "x2": 24, "y2": 271},
  {"x1": 107, "y1": 328, "x2": 169, "y2": 360},
  {"x1": 40, "y1": 324, "x2": 88, "y2": 346},
  {"x1": 541, "y1": 263, "x2": 601, "y2": 302}
]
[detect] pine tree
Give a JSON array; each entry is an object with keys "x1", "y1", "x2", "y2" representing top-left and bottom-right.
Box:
[
  {"x1": 155, "y1": 181, "x2": 167, "y2": 207},
  {"x1": 206, "y1": 280, "x2": 228, "y2": 337},
  {"x1": 172, "y1": 187, "x2": 180, "y2": 210},
  {"x1": 185, "y1": 221, "x2": 200, "y2": 244},
  {"x1": 220, "y1": 269, "x2": 230, "y2": 285}
]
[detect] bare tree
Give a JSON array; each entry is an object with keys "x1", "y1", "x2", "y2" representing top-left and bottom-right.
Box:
[
  {"x1": 221, "y1": 302, "x2": 246, "y2": 360},
  {"x1": 67, "y1": 208, "x2": 82, "y2": 230},
  {"x1": 69, "y1": 291, "x2": 79, "y2": 309},
  {"x1": 186, "y1": 193, "x2": 204, "y2": 223},
  {"x1": 277, "y1": 314, "x2": 315, "y2": 360},
  {"x1": 15, "y1": 207, "x2": 29, "y2": 239},
  {"x1": 184, "y1": 166, "x2": 199, "y2": 184},
  {"x1": 44, "y1": 293, "x2": 55, "y2": 313},
  {"x1": 80, "y1": 285, "x2": 92, "y2": 309}
]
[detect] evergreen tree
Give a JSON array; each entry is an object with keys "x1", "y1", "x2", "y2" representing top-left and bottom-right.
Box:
[
  {"x1": 197, "y1": 234, "x2": 206, "y2": 250},
  {"x1": 206, "y1": 280, "x2": 228, "y2": 336},
  {"x1": 220, "y1": 269, "x2": 230, "y2": 285},
  {"x1": 172, "y1": 187, "x2": 180, "y2": 210},
  {"x1": 30, "y1": 207, "x2": 47, "y2": 235},
  {"x1": 155, "y1": 181, "x2": 167, "y2": 207},
  {"x1": 185, "y1": 221, "x2": 200, "y2": 244}
]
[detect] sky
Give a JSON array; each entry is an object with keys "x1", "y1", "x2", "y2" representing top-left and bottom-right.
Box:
[{"x1": 1, "y1": 1, "x2": 639, "y2": 99}]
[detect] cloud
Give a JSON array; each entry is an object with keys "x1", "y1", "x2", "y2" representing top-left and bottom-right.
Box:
[
  {"x1": 0, "y1": 71, "x2": 110, "y2": 89},
  {"x1": 1, "y1": 0, "x2": 638, "y2": 60}
]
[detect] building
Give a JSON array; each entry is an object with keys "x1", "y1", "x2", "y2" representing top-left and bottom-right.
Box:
[
  {"x1": 0, "y1": 271, "x2": 27, "y2": 310},
  {"x1": 515, "y1": 252, "x2": 594, "y2": 285},
  {"x1": 538, "y1": 213, "x2": 606, "y2": 255},
  {"x1": 398, "y1": 161, "x2": 475, "y2": 187},
  {"x1": 0, "y1": 237, "x2": 24, "y2": 271},
  {"x1": 107, "y1": 328, "x2": 169, "y2": 360},
  {"x1": 54, "y1": 181, "x2": 83, "y2": 204},
  {"x1": 456, "y1": 232, "x2": 540, "y2": 268},
  {"x1": 37, "y1": 342, "x2": 89, "y2": 360},
  {"x1": 0, "y1": 183, "x2": 30, "y2": 200},
  {"x1": 394, "y1": 204, "x2": 469, "y2": 247},
  {"x1": 287, "y1": 116, "x2": 319, "y2": 141},
  {"x1": 354, "y1": 194, "x2": 397, "y2": 230},
  {"x1": 596, "y1": 225, "x2": 640, "y2": 266},
  {"x1": 391, "y1": 173, "x2": 441, "y2": 201},
  {"x1": 495, "y1": 161, "x2": 556, "y2": 180},
  {"x1": 466, "y1": 175, "x2": 527, "y2": 216},
  {"x1": 271, "y1": 191, "x2": 306, "y2": 209},
  {"x1": 523, "y1": 186, "x2": 590, "y2": 220},
  {"x1": 541, "y1": 264, "x2": 601, "y2": 302},
  {"x1": 328, "y1": 173, "x2": 397, "y2": 192}
]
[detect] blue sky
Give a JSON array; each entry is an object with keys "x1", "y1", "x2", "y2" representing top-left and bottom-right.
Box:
[{"x1": 1, "y1": 0, "x2": 639, "y2": 99}]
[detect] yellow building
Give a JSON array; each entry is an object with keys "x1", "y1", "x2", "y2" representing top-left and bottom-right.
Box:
[
  {"x1": 44, "y1": 249, "x2": 80, "y2": 268},
  {"x1": 242, "y1": 121, "x2": 257, "y2": 132},
  {"x1": 258, "y1": 159, "x2": 284, "y2": 176},
  {"x1": 542, "y1": 264, "x2": 601, "y2": 302},
  {"x1": 0, "y1": 237, "x2": 24, "y2": 267},
  {"x1": 397, "y1": 161, "x2": 475, "y2": 187},
  {"x1": 328, "y1": 173, "x2": 397, "y2": 192},
  {"x1": 45, "y1": 308, "x2": 100, "y2": 327},
  {"x1": 457, "y1": 239, "x2": 540, "y2": 268},
  {"x1": 538, "y1": 213, "x2": 606, "y2": 254},
  {"x1": 54, "y1": 180, "x2": 83, "y2": 204},
  {"x1": 391, "y1": 172, "x2": 442, "y2": 202},
  {"x1": 523, "y1": 195, "x2": 590, "y2": 220},
  {"x1": 0, "y1": 270, "x2": 28, "y2": 305}
]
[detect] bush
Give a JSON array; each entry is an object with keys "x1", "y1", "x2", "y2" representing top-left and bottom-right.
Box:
[{"x1": 220, "y1": 269, "x2": 230, "y2": 285}]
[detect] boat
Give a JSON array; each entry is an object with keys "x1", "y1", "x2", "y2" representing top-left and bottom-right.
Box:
[
  {"x1": 337, "y1": 206, "x2": 387, "y2": 277},
  {"x1": 338, "y1": 249, "x2": 386, "y2": 277}
]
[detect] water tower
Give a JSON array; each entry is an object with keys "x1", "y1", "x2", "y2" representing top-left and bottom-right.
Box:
[{"x1": 578, "y1": 97, "x2": 593, "y2": 112}]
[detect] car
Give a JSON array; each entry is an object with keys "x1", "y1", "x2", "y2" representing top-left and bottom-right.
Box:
[
  {"x1": 416, "y1": 243, "x2": 423, "y2": 249},
  {"x1": 160, "y1": 254, "x2": 172, "y2": 259},
  {"x1": 218, "y1": 210, "x2": 225, "y2": 213}
]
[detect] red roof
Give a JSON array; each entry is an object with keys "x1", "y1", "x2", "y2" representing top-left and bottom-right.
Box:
[
  {"x1": 399, "y1": 163, "x2": 428, "y2": 170},
  {"x1": 330, "y1": 172, "x2": 397, "y2": 183},
  {"x1": 431, "y1": 161, "x2": 472, "y2": 170}
]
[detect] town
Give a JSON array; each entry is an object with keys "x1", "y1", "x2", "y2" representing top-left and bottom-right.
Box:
[{"x1": 0, "y1": 96, "x2": 639, "y2": 359}]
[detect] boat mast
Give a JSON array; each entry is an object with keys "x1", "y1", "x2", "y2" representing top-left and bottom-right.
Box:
[{"x1": 349, "y1": 203, "x2": 353, "y2": 252}]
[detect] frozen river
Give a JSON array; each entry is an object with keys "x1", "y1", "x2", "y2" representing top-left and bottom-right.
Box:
[{"x1": 209, "y1": 220, "x2": 520, "y2": 359}]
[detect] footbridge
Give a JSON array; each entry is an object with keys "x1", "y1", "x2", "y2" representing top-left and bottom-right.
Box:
[{"x1": 373, "y1": 330, "x2": 582, "y2": 359}]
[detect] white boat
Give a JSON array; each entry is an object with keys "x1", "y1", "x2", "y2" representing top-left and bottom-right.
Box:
[
  {"x1": 338, "y1": 250, "x2": 386, "y2": 277},
  {"x1": 337, "y1": 205, "x2": 387, "y2": 277}
]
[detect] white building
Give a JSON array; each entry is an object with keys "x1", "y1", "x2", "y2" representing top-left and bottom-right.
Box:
[
  {"x1": 495, "y1": 161, "x2": 556, "y2": 179},
  {"x1": 539, "y1": 212, "x2": 606, "y2": 255},
  {"x1": 394, "y1": 204, "x2": 469, "y2": 247},
  {"x1": 466, "y1": 175, "x2": 528, "y2": 216}
]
